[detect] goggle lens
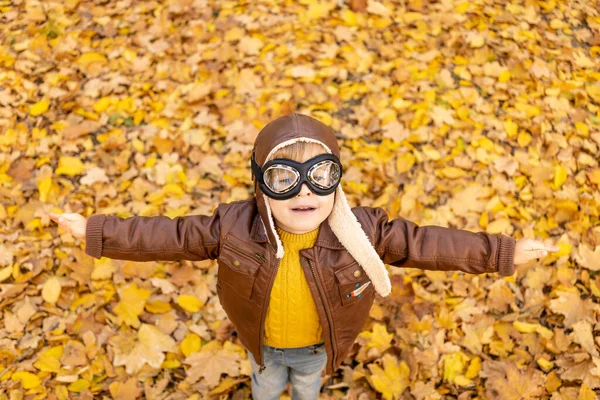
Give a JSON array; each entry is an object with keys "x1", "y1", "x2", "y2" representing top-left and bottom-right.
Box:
[
  {"x1": 263, "y1": 160, "x2": 340, "y2": 194},
  {"x1": 264, "y1": 166, "x2": 299, "y2": 193}
]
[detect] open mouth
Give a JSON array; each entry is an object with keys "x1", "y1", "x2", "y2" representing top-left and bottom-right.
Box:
[{"x1": 291, "y1": 207, "x2": 316, "y2": 213}]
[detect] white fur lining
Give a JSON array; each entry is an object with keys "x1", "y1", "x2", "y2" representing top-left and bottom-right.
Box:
[{"x1": 261, "y1": 138, "x2": 391, "y2": 297}]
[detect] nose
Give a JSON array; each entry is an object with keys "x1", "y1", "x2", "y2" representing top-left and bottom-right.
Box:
[{"x1": 297, "y1": 183, "x2": 312, "y2": 196}]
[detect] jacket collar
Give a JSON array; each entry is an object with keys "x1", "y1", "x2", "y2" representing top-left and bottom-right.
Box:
[{"x1": 250, "y1": 211, "x2": 345, "y2": 250}]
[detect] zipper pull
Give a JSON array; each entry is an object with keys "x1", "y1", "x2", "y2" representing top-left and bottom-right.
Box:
[
  {"x1": 255, "y1": 253, "x2": 266, "y2": 264},
  {"x1": 258, "y1": 364, "x2": 266, "y2": 374}
]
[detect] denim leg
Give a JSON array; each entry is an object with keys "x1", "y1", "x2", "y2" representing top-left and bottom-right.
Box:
[
  {"x1": 247, "y1": 346, "x2": 289, "y2": 400},
  {"x1": 286, "y1": 343, "x2": 327, "y2": 400}
]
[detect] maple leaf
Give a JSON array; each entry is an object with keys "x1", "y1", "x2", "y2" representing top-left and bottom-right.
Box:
[
  {"x1": 112, "y1": 324, "x2": 177, "y2": 375},
  {"x1": 481, "y1": 360, "x2": 545, "y2": 399},
  {"x1": 183, "y1": 343, "x2": 241, "y2": 387},
  {"x1": 367, "y1": 353, "x2": 410, "y2": 400},
  {"x1": 359, "y1": 323, "x2": 393, "y2": 352},
  {"x1": 549, "y1": 291, "x2": 598, "y2": 328},
  {"x1": 113, "y1": 283, "x2": 151, "y2": 328}
]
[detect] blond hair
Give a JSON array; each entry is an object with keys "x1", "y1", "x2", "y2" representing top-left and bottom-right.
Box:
[{"x1": 268, "y1": 141, "x2": 328, "y2": 163}]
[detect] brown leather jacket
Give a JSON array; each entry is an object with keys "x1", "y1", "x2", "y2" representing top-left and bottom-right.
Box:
[
  {"x1": 84, "y1": 113, "x2": 517, "y2": 376},
  {"x1": 85, "y1": 197, "x2": 516, "y2": 375}
]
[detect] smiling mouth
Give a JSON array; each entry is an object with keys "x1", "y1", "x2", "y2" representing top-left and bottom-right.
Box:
[{"x1": 291, "y1": 207, "x2": 316, "y2": 212}]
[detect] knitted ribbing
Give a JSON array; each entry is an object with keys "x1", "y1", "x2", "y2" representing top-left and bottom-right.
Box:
[{"x1": 264, "y1": 226, "x2": 323, "y2": 348}]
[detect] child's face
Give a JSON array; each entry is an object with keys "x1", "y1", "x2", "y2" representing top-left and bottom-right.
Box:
[{"x1": 268, "y1": 151, "x2": 336, "y2": 234}]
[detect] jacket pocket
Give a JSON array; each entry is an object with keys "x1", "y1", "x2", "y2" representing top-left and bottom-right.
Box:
[
  {"x1": 333, "y1": 262, "x2": 374, "y2": 307},
  {"x1": 217, "y1": 236, "x2": 264, "y2": 300}
]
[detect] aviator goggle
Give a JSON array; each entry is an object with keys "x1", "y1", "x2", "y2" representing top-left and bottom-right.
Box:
[{"x1": 251, "y1": 150, "x2": 343, "y2": 200}]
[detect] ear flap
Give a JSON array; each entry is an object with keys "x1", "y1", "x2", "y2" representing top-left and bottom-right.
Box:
[{"x1": 328, "y1": 185, "x2": 392, "y2": 297}]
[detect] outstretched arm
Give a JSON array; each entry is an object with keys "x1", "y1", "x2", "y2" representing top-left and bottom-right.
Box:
[
  {"x1": 82, "y1": 203, "x2": 229, "y2": 262},
  {"x1": 365, "y1": 207, "x2": 517, "y2": 275}
]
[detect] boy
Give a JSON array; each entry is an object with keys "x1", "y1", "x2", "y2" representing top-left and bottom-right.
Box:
[{"x1": 50, "y1": 113, "x2": 559, "y2": 399}]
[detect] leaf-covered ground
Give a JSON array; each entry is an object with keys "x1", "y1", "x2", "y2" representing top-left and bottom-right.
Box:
[{"x1": 1, "y1": 0, "x2": 600, "y2": 398}]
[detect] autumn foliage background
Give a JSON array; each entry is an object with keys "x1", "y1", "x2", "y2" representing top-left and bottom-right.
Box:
[{"x1": 1, "y1": 0, "x2": 600, "y2": 398}]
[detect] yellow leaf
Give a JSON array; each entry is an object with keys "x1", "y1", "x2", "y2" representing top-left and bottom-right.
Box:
[
  {"x1": 580, "y1": 383, "x2": 596, "y2": 400},
  {"x1": 440, "y1": 167, "x2": 466, "y2": 179},
  {"x1": 359, "y1": 323, "x2": 393, "y2": 352},
  {"x1": 465, "y1": 356, "x2": 481, "y2": 379},
  {"x1": 181, "y1": 333, "x2": 202, "y2": 357},
  {"x1": 94, "y1": 97, "x2": 112, "y2": 113},
  {"x1": 443, "y1": 352, "x2": 468, "y2": 382},
  {"x1": 177, "y1": 295, "x2": 203, "y2": 313},
  {"x1": 55, "y1": 385, "x2": 69, "y2": 400},
  {"x1": 469, "y1": 34, "x2": 485, "y2": 48},
  {"x1": 0, "y1": 265, "x2": 12, "y2": 282},
  {"x1": 209, "y1": 376, "x2": 244, "y2": 396},
  {"x1": 91, "y1": 258, "x2": 116, "y2": 280},
  {"x1": 517, "y1": 131, "x2": 532, "y2": 147},
  {"x1": 479, "y1": 211, "x2": 489, "y2": 229},
  {"x1": 367, "y1": 354, "x2": 410, "y2": 400},
  {"x1": 553, "y1": 165, "x2": 568, "y2": 189},
  {"x1": 304, "y1": 0, "x2": 336, "y2": 20},
  {"x1": 34, "y1": 353, "x2": 61, "y2": 373},
  {"x1": 163, "y1": 183, "x2": 184, "y2": 197},
  {"x1": 498, "y1": 70, "x2": 511, "y2": 82},
  {"x1": 553, "y1": 243, "x2": 572, "y2": 258},
  {"x1": 454, "y1": 375, "x2": 474, "y2": 387},
  {"x1": 55, "y1": 156, "x2": 85, "y2": 176},
  {"x1": 455, "y1": 2, "x2": 470, "y2": 13},
  {"x1": 513, "y1": 321, "x2": 537, "y2": 333},
  {"x1": 77, "y1": 52, "x2": 107, "y2": 66},
  {"x1": 486, "y1": 218, "x2": 511, "y2": 234},
  {"x1": 37, "y1": 177, "x2": 52, "y2": 202},
  {"x1": 138, "y1": 323, "x2": 177, "y2": 352},
  {"x1": 587, "y1": 168, "x2": 600, "y2": 186},
  {"x1": 515, "y1": 103, "x2": 540, "y2": 118},
  {"x1": 342, "y1": 9, "x2": 358, "y2": 26},
  {"x1": 504, "y1": 119, "x2": 518, "y2": 138},
  {"x1": 586, "y1": 84, "x2": 600, "y2": 102},
  {"x1": 113, "y1": 283, "x2": 151, "y2": 328},
  {"x1": 477, "y1": 136, "x2": 495, "y2": 151},
  {"x1": 536, "y1": 357, "x2": 554, "y2": 371},
  {"x1": 536, "y1": 325, "x2": 554, "y2": 340},
  {"x1": 30, "y1": 100, "x2": 49, "y2": 116},
  {"x1": 145, "y1": 300, "x2": 172, "y2": 314},
  {"x1": 42, "y1": 277, "x2": 61, "y2": 304},
  {"x1": 68, "y1": 379, "x2": 90, "y2": 392},
  {"x1": 161, "y1": 359, "x2": 181, "y2": 369},
  {"x1": 396, "y1": 153, "x2": 416, "y2": 174},
  {"x1": 574, "y1": 122, "x2": 589, "y2": 136},
  {"x1": 12, "y1": 371, "x2": 41, "y2": 389}
]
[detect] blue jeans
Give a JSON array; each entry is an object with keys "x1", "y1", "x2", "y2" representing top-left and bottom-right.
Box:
[{"x1": 247, "y1": 343, "x2": 327, "y2": 400}]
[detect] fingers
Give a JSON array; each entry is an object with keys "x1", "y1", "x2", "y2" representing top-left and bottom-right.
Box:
[
  {"x1": 537, "y1": 250, "x2": 548, "y2": 258},
  {"x1": 49, "y1": 212, "x2": 70, "y2": 226},
  {"x1": 525, "y1": 240, "x2": 560, "y2": 254}
]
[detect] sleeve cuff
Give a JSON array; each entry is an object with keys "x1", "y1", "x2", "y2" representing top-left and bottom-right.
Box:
[
  {"x1": 85, "y1": 214, "x2": 106, "y2": 259},
  {"x1": 497, "y1": 234, "x2": 516, "y2": 276}
]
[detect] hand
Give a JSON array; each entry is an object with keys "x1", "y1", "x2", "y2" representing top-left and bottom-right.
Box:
[
  {"x1": 513, "y1": 238, "x2": 560, "y2": 265},
  {"x1": 49, "y1": 212, "x2": 87, "y2": 242}
]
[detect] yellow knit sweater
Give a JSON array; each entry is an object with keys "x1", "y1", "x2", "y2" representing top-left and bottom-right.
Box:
[{"x1": 263, "y1": 226, "x2": 323, "y2": 348}]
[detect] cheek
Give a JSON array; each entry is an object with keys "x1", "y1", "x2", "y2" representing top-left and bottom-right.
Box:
[
  {"x1": 268, "y1": 199, "x2": 289, "y2": 216},
  {"x1": 321, "y1": 195, "x2": 335, "y2": 212}
]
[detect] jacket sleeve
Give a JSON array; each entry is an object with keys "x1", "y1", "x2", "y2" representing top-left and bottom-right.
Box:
[
  {"x1": 84, "y1": 203, "x2": 229, "y2": 261},
  {"x1": 365, "y1": 207, "x2": 516, "y2": 276}
]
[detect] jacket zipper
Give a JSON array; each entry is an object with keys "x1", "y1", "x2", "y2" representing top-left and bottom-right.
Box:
[
  {"x1": 258, "y1": 257, "x2": 336, "y2": 374},
  {"x1": 308, "y1": 258, "x2": 336, "y2": 374},
  {"x1": 258, "y1": 253, "x2": 280, "y2": 374}
]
